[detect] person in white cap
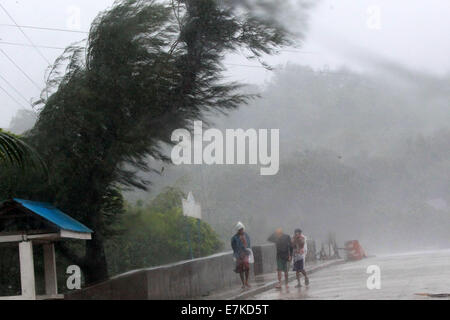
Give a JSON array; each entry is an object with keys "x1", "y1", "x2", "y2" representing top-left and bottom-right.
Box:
[{"x1": 231, "y1": 222, "x2": 252, "y2": 289}]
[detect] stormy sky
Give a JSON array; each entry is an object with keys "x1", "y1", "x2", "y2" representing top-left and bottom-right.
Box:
[{"x1": 1, "y1": 0, "x2": 450, "y2": 128}]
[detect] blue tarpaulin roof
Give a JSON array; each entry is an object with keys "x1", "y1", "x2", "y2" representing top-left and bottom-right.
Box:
[{"x1": 13, "y1": 198, "x2": 93, "y2": 234}]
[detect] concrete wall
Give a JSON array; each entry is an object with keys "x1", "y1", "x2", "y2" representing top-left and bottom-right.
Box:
[
  {"x1": 65, "y1": 244, "x2": 275, "y2": 300},
  {"x1": 65, "y1": 241, "x2": 316, "y2": 300}
]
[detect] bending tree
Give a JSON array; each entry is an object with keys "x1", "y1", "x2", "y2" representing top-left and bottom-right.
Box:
[{"x1": 27, "y1": 0, "x2": 299, "y2": 284}]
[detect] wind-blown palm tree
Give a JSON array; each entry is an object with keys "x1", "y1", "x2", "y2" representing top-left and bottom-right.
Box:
[{"x1": 0, "y1": 129, "x2": 45, "y2": 170}]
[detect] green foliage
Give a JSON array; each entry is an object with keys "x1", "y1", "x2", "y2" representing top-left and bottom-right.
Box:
[
  {"x1": 106, "y1": 187, "x2": 223, "y2": 275},
  {"x1": 0, "y1": 129, "x2": 45, "y2": 172},
  {"x1": 147, "y1": 186, "x2": 184, "y2": 213}
]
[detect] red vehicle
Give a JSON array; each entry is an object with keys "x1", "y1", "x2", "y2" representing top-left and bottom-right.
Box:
[{"x1": 344, "y1": 240, "x2": 367, "y2": 261}]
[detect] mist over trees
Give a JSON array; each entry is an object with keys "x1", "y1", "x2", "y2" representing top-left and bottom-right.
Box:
[
  {"x1": 106, "y1": 187, "x2": 223, "y2": 276},
  {"x1": 131, "y1": 64, "x2": 450, "y2": 254},
  {"x1": 5, "y1": 62, "x2": 449, "y2": 256}
]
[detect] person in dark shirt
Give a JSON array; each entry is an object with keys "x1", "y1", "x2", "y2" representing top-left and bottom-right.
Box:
[{"x1": 268, "y1": 228, "x2": 293, "y2": 288}]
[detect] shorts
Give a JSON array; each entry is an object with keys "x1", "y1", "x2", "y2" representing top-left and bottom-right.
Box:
[
  {"x1": 277, "y1": 257, "x2": 289, "y2": 272},
  {"x1": 235, "y1": 254, "x2": 250, "y2": 273},
  {"x1": 293, "y1": 259, "x2": 304, "y2": 272}
]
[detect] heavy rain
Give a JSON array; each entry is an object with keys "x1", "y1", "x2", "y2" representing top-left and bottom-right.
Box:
[{"x1": 0, "y1": 0, "x2": 449, "y2": 306}]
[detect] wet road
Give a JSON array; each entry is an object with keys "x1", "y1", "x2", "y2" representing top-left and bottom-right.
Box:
[{"x1": 248, "y1": 249, "x2": 450, "y2": 300}]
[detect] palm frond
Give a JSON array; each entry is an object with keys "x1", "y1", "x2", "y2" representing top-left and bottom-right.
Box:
[{"x1": 0, "y1": 130, "x2": 47, "y2": 173}]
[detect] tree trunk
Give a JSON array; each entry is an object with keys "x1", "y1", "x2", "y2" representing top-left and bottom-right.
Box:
[
  {"x1": 84, "y1": 231, "x2": 108, "y2": 285},
  {"x1": 83, "y1": 193, "x2": 109, "y2": 285}
]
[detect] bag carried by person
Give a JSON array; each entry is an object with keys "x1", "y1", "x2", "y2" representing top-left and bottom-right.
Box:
[{"x1": 247, "y1": 248, "x2": 254, "y2": 264}]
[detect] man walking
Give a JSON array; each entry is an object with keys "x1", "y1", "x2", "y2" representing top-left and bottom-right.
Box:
[
  {"x1": 292, "y1": 229, "x2": 310, "y2": 287},
  {"x1": 268, "y1": 228, "x2": 292, "y2": 289},
  {"x1": 231, "y1": 222, "x2": 252, "y2": 289}
]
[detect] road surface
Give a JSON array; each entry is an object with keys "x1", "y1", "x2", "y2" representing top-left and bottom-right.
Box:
[{"x1": 248, "y1": 249, "x2": 450, "y2": 300}]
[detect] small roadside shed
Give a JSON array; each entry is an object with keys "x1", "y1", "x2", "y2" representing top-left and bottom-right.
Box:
[{"x1": 0, "y1": 198, "x2": 92, "y2": 300}]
